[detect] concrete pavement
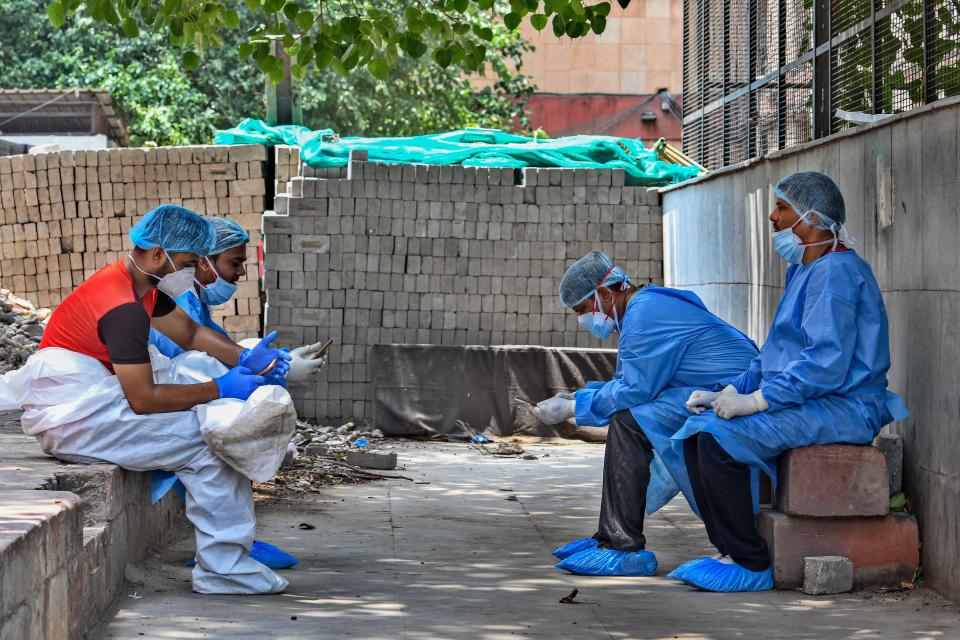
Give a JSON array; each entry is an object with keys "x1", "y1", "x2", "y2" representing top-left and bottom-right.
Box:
[{"x1": 93, "y1": 441, "x2": 960, "y2": 639}]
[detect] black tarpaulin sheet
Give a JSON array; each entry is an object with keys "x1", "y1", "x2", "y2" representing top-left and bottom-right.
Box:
[{"x1": 372, "y1": 344, "x2": 617, "y2": 437}]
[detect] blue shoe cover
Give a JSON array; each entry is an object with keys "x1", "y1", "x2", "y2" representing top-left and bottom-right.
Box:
[
  {"x1": 667, "y1": 556, "x2": 714, "y2": 583},
  {"x1": 682, "y1": 560, "x2": 773, "y2": 592},
  {"x1": 250, "y1": 541, "x2": 299, "y2": 569},
  {"x1": 555, "y1": 547, "x2": 658, "y2": 576},
  {"x1": 552, "y1": 537, "x2": 599, "y2": 560},
  {"x1": 185, "y1": 541, "x2": 299, "y2": 569}
]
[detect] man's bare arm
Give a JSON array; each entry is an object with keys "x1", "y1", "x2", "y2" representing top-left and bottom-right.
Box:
[{"x1": 114, "y1": 362, "x2": 219, "y2": 414}]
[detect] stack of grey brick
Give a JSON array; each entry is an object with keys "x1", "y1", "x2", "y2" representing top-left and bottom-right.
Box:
[{"x1": 263, "y1": 158, "x2": 663, "y2": 424}]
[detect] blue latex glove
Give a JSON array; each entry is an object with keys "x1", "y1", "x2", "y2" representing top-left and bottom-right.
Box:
[
  {"x1": 215, "y1": 366, "x2": 266, "y2": 401},
  {"x1": 238, "y1": 331, "x2": 292, "y2": 376}
]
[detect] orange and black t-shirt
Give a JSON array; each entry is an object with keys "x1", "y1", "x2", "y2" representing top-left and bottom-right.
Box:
[{"x1": 40, "y1": 260, "x2": 176, "y2": 371}]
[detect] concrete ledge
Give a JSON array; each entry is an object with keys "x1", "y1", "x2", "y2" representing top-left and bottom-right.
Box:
[{"x1": 0, "y1": 415, "x2": 186, "y2": 639}]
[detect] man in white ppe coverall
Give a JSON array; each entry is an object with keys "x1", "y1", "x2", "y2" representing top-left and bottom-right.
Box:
[{"x1": 0, "y1": 204, "x2": 296, "y2": 595}]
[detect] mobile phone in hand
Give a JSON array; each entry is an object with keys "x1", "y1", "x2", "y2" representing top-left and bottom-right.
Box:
[
  {"x1": 312, "y1": 339, "x2": 334, "y2": 360},
  {"x1": 258, "y1": 358, "x2": 280, "y2": 376}
]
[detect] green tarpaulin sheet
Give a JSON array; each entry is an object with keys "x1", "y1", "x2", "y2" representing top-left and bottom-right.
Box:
[{"x1": 214, "y1": 118, "x2": 699, "y2": 187}]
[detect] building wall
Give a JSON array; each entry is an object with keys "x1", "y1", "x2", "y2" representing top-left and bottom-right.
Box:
[
  {"x1": 660, "y1": 97, "x2": 960, "y2": 602},
  {"x1": 517, "y1": 0, "x2": 682, "y2": 94},
  {"x1": 263, "y1": 159, "x2": 663, "y2": 423},
  {"x1": 0, "y1": 145, "x2": 267, "y2": 338}
]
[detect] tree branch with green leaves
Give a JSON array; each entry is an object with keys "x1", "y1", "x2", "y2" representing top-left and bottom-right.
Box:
[{"x1": 46, "y1": 0, "x2": 625, "y2": 82}]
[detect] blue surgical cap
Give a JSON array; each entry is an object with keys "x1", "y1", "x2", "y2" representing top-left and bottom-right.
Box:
[
  {"x1": 774, "y1": 171, "x2": 846, "y2": 230},
  {"x1": 559, "y1": 251, "x2": 630, "y2": 308},
  {"x1": 129, "y1": 204, "x2": 216, "y2": 255},
  {"x1": 209, "y1": 217, "x2": 250, "y2": 256}
]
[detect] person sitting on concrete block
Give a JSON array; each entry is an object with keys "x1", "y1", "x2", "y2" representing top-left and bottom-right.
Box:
[
  {"x1": 677, "y1": 171, "x2": 909, "y2": 593},
  {"x1": 532, "y1": 250, "x2": 759, "y2": 577},
  {"x1": 0, "y1": 204, "x2": 297, "y2": 595}
]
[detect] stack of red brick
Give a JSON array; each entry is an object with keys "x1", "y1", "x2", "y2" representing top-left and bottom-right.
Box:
[{"x1": 759, "y1": 444, "x2": 919, "y2": 589}]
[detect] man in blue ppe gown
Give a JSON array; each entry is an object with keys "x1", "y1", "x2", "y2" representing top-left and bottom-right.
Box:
[
  {"x1": 531, "y1": 251, "x2": 759, "y2": 576},
  {"x1": 676, "y1": 171, "x2": 909, "y2": 593},
  {"x1": 150, "y1": 216, "x2": 329, "y2": 378}
]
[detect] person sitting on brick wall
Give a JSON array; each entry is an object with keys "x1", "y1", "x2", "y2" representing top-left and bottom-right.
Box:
[
  {"x1": 0, "y1": 204, "x2": 296, "y2": 595},
  {"x1": 531, "y1": 250, "x2": 759, "y2": 577},
  {"x1": 676, "y1": 171, "x2": 909, "y2": 593}
]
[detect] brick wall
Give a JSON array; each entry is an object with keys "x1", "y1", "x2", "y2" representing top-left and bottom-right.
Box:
[
  {"x1": 264, "y1": 155, "x2": 663, "y2": 424},
  {"x1": 0, "y1": 144, "x2": 267, "y2": 339}
]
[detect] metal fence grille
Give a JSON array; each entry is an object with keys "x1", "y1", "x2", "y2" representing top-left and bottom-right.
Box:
[{"x1": 683, "y1": 0, "x2": 960, "y2": 169}]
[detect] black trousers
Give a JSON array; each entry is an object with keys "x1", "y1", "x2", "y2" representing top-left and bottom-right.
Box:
[
  {"x1": 594, "y1": 410, "x2": 654, "y2": 552},
  {"x1": 683, "y1": 432, "x2": 771, "y2": 571}
]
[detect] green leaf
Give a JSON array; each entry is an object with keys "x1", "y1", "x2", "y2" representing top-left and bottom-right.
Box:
[
  {"x1": 433, "y1": 46, "x2": 454, "y2": 68},
  {"x1": 552, "y1": 14, "x2": 565, "y2": 37},
  {"x1": 504, "y1": 12, "x2": 522, "y2": 30},
  {"x1": 122, "y1": 16, "x2": 139, "y2": 37},
  {"x1": 162, "y1": 0, "x2": 181, "y2": 15},
  {"x1": 341, "y1": 16, "x2": 361, "y2": 35},
  {"x1": 47, "y1": 1, "x2": 66, "y2": 28},
  {"x1": 283, "y1": 3, "x2": 299, "y2": 21},
  {"x1": 476, "y1": 0, "x2": 495, "y2": 9},
  {"x1": 290, "y1": 63, "x2": 307, "y2": 80},
  {"x1": 530, "y1": 13, "x2": 548, "y2": 30},
  {"x1": 590, "y1": 15, "x2": 606, "y2": 34},
  {"x1": 238, "y1": 42, "x2": 254, "y2": 58},
  {"x1": 263, "y1": 0, "x2": 284, "y2": 13},
  {"x1": 890, "y1": 492, "x2": 907, "y2": 510},
  {"x1": 453, "y1": 0, "x2": 468, "y2": 11},
  {"x1": 224, "y1": 9, "x2": 241, "y2": 29},
  {"x1": 182, "y1": 51, "x2": 201, "y2": 70},
  {"x1": 295, "y1": 10, "x2": 314, "y2": 31},
  {"x1": 245, "y1": 0, "x2": 261, "y2": 10},
  {"x1": 368, "y1": 57, "x2": 390, "y2": 80},
  {"x1": 314, "y1": 42, "x2": 333, "y2": 67},
  {"x1": 592, "y1": 2, "x2": 612, "y2": 17}
]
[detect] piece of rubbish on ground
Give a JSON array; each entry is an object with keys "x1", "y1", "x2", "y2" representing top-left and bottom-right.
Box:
[
  {"x1": 470, "y1": 434, "x2": 492, "y2": 444},
  {"x1": 505, "y1": 495, "x2": 519, "y2": 502},
  {"x1": 470, "y1": 441, "x2": 529, "y2": 457},
  {"x1": 346, "y1": 450, "x2": 397, "y2": 470},
  {"x1": 559, "y1": 588, "x2": 579, "y2": 604},
  {"x1": 298, "y1": 523, "x2": 316, "y2": 530}
]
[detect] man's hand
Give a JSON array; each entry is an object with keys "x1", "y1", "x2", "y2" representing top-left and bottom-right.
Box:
[
  {"x1": 238, "y1": 331, "x2": 292, "y2": 376},
  {"x1": 712, "y1": 389, "x2": 770, "y2": 420},
  {"x1": 531, "y1": 392, "x2": 576, "y2": 425},
  {"x1": 686, "y1": 384, "x2": 736, "y2": 414},
  {"x1": 286, "y1": 341, "x2": 329, "y2": 382}
]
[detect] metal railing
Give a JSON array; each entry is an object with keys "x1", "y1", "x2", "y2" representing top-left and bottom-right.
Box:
[{"x1": 683, "y1": 0, "x2": 960, "y2": 169}]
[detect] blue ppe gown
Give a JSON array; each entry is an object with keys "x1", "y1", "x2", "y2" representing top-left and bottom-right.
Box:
[
  {"x1": 672, "y1": 251, "x2": 909, "y2": 482},
  {"x1": 149, "y1": 288, "x2": 230, "y2": 503},
  {"x1": 574, "y1": 286, "x2": 759, "y2": 514},
  {"x1": 149, "y1": 289, "x2": 229, "y2": 359}
]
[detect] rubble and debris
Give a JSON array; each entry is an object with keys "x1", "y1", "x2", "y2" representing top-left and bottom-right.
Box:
[
  {"x1": 256, "y1": 419, "x2": 406, "y2": 500},
  {"x1": 0, "y1": 289, "x2": 50, "y2": 374},
  {"x1": 559, "y1": 588, "x2": 579, "y2": 604}
]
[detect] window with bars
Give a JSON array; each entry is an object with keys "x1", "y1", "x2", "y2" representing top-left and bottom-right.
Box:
[{"x1": 682, "y1": 0, "x2": 960, "y2": 170}]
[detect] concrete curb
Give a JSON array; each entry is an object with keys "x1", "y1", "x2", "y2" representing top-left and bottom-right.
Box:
[{"x1": 0, "y1": 419, "x2": 186, "y2": 640}]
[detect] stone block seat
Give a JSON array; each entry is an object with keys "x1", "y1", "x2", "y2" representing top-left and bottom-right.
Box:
[
  {"x1": 758, "y1": 444, "x2": 919, "y2": 589},
  {"x1": 0, "y1": 413, "x2": 184, "y2": 639}
]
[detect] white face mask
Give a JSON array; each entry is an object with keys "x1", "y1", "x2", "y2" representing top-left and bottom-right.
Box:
[{"x1": 129, "y1": 251, "x2": 196, "y2": 298}]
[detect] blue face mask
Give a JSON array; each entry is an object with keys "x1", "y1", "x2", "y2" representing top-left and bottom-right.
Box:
[
  {"x1": 577, "y1": 289, "x2": 620, "y2": 340},
  {"x1": 771, "y1": 211, "x2": 835, "y2": 265},
  {"x1": 197, "y1": 257, "x2": 238, "y2": 306}
]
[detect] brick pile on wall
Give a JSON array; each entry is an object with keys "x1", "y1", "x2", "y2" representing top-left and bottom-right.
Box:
[
  {"x1": 0, "y1": 145, "x2": 267, "y2": 338},
  {"x1": 264, "y1": 151, "x2": 663, "y2": 424}
]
